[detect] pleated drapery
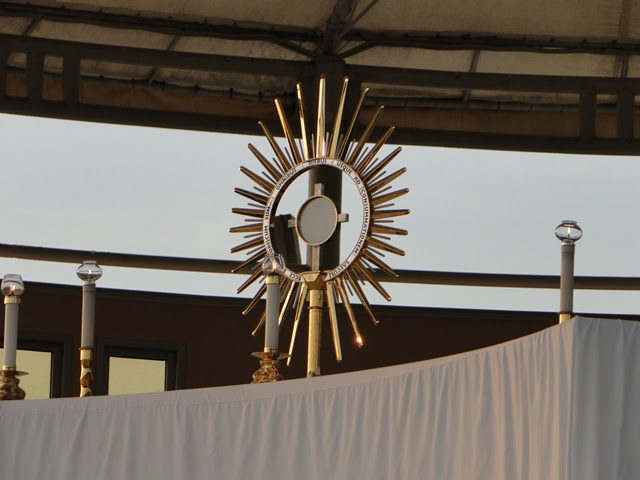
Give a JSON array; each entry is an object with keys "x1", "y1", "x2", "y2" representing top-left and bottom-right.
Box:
[{"x1": 1, "y1": 317, "x2": 638, "y2": 479}]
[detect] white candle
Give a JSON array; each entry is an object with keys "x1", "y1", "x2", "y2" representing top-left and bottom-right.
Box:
[
  {"x1": 3, "y1": 302, "x2": 19, "y2": 367},
  {"x1": 81, "y1": 283, "x2": 96, "y2": 348},
  {"x1": 264, "y1": 276, "x2": 280, "y2": 351}
]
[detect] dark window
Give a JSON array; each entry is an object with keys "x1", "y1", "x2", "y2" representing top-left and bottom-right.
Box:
[
  {"x1": 96, "y1": 340, "x2": 185, "y2": 395},
  {"x1": 0, "y1": 335, "x2": 71, "y2": 398}
]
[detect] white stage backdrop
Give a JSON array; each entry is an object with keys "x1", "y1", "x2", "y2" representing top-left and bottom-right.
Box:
[{"x1": 1, "y1": 317, "x2": 639, "y2": 480}]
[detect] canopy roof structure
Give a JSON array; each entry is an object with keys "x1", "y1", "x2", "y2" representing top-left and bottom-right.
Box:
[{"x1": 2, "y1": 0, "x2": 640, "y2": 153}]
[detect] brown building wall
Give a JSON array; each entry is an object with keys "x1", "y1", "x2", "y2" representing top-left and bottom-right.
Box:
[{"x1": 6, "y1": 281, "x2": 626, "y2": 397}]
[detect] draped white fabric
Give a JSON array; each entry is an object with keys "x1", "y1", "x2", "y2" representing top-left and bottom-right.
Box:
[{"x1": 1, "y1": 317, "x2": 638, "y2": 480}]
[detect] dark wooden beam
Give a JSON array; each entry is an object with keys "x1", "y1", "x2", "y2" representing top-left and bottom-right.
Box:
[
  {"x1": 63, "y1": 54, "x2": 80, "y2": 105},
  {"x1": 3, "y1": 34, "x2": 640, "y2": 96},
  {"x1": 347, "y1": 64, "x2": 640, "y2": 94},
  {"x1": 0, "y1": 47, "x2": 6, "y2": 97},
  {"x1": 0, "y1": 34, "x2": 314, "y2": 78},
  {"x1": 380, "y1": 126, "x2": 640, "y2": 154},
  {"x1": 26, "y1": 49, "x2": 44, "y2": 103},
  {"x1": 0, "y1": 96, "x2": 279, "y2": 136},
  {"x1": 1, "y1": 243, "x2": 639, "y2": 290},
  {"x1": 3, "y1": 94, "x2": 640, "y2": 154},
  {"x1": 617, "y1": 89, "x2": 635, "y2": 140},
  {"x1": 579, "y1": 89, "x2": 596, "y2": 141}
]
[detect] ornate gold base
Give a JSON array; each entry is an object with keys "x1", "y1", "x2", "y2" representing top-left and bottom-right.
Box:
[
  {"x1": 251, "y1": 351, "x2": 288, "y2": 384},
  {"x1": 79, "y1": 348, "x2": 95, "y2": 397},
  {"x1": 0, "y1": 368, "x2": 27, "y2": 401}
]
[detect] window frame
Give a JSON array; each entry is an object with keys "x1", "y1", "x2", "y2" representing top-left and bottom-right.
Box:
[
  {"x1": 95, "y1": 339, "x2": 185, "y2": 395},
  {"x1": 0, "y1": 334, "x2": 73, "y2": 398}
]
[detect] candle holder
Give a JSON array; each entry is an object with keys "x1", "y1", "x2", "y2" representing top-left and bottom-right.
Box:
[
  {"x1": 250, "y1": 254, "x2": 287, "y2": 383},
  {"x1": 1, "y1": 274, "x2": 27, "y2": 401},
  {"x1": 79, "y1": 347, "x2": 95, "y2": 397},
  {"x1": 251, "y1": 350, "x2": 289, "y2": 384},
  {"x1": 555, "y1": 220, "x2": 583, "y2": 323},
  {"x1": 0, "y1": 366, "x2": 27, "y2": 401},
  {"x1": 77, "y1": 260, "x2": 102, "y2": 397}
]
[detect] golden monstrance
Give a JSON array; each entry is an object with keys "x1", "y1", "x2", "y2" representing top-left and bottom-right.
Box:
[{"x1": 231, "y1": 76, "x2": 409, "y2": 378}]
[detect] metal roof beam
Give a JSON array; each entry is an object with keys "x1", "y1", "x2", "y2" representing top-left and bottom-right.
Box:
[
  {"x1": 1, "y1": 243, "x2": 639, "y2": 290},
  {"x1": 347, "y1": 64, "x2": 640, "y2": 93},
  {"x1": 339, "y1": 32, "x2": 640, "y2": 57},
  {"x1": 4, "y1": 34, "x2": 639, "y2": 94},
  {"x1": 322, "y1": 0, "x2": 360, "y2": 54},
  {"x1": 0, "y1": 34, "x2": 314, "y2": 78},
  {"x1": 379, "y1": 127, "x2": 640, "y2": 154},
  {"x1": 147, "y1": 35, "x2": 181, "y2": 84},
  {"x1": 0, "y1": 96, "x2": 280, "y2": 136}
]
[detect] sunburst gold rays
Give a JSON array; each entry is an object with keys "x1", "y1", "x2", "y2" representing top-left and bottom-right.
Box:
[
  {"x1": 336, "y1": 86, "x2": 369, "y2": 160},
  {"x1": 291, "y1": 280, "x2": 374, "y2": 363},
  {"x1": 275, "y1": 98, "x2": 303, "y2": 165},
  {"x1": 368, "y1": 167, "x2": 407, "y2": 195},
  {"x1": 367, "y1": 236, "x2": 406, "y2": 257},
  {"x1": 283, "y1": 278, "x2": 362, "y2": 365},
  {"x1": 296, "y1": 83, "x2": 311, "y2": 160},
  {"x1": 287, "y1": 283, "x2": 308, "y2": 366},
  {"x1": 346, "y1": 106, "x2": 384, "y2": 166},
  {"x1": 362, "y1": 248, "x2": 399, "y2": 278},
  {"x1": 251, "y1": 276, "x2": 294, "y2": 336},
  {"x1": 371, "y1": 187, "x2": 409, "y2": 207},
  {"x1": 259, "y1": 121, "x2": 293, "y2": 172},
  {"x1": 231, "y1": 206, "x2": 265, "y2": 219},
  {"x1": 362, "y1": 147, "x2": 402, "y2": 184},
  {"x1": 342, "y1": 268, "x2": 382, "y2": 327},
  {"x1": 248, "y1": 143, "x2": 285, "y2": 179},
  {"x1": 233, "y1": 188, "x2": 268, "y2": 205},
  {"x1": 240, "y1": 166, "x2": 275, "y2": 192},
  {"x1": 230, "y1": 236, "x2": 264, "y2": 255},
  {"x1": 278, "y1": 280, "x2": 298, "y2": 327},
  {"x1": 230, "y1": 248, "x2": 266, "y2": 274},
  {"x1": 334, "y1": 276, "x2": 364, "y2": 347},
  {"x1": 229, "y1": 222, "x2": 262, "y2": 234},
  {"x1": 328, "y1": 77, "x2": 349, "y2": 158},
  {"x1": 372, "y1": 209, "x2": 411, "y2": 220},
  {"x1": 316, "y1": 76, "x2": 326, "y2": 157},
  {"x1": 353, "y1": 127, "x2": 395, "y2": 175},
  {"x1": 325, "y1": 282, "x2": 343, "y2": 362},
  {"x1": 231, "y1": 75, "x2": 409, "y2": 372},
  {"x1": 237, "y1": 267, "x2": 264, "y2": 296}
]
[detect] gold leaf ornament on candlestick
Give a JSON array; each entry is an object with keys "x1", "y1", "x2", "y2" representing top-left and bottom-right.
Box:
[{"x1": 231, "y1": 76, "x2": 409, "y2": 375}]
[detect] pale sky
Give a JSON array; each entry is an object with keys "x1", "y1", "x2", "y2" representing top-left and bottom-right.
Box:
[{"x1": 2, "y1": 112, "x2": 639, "y2": 314}]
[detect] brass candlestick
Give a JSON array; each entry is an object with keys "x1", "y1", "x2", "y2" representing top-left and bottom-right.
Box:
[
  {"x1": 79, "y1": 347, "x2": 94, "y2": 397},
  {"x1": 0, "y1": 365, "x2": 27, "y2": 400},
  {"x1": 251, "y1": 350, "x2": 288, "y2": 384}
]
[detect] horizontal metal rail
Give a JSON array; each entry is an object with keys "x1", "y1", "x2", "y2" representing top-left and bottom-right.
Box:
[
  {"x1": 1, "y1": 243, "x2": 639, "y2": 291},
  {"x1": 2, "y1": 33, "x2": 640, "y2": 153}
]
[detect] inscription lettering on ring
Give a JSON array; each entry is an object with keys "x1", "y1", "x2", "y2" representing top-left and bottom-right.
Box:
[{"x1": 261, "y1": 158, "x2": 372, "y2": 283}]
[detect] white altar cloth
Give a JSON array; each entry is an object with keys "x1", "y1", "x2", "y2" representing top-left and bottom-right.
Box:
[{"x1": 1, "y1": 317, "x2": 639, "y2": 479}]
